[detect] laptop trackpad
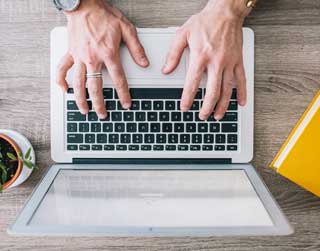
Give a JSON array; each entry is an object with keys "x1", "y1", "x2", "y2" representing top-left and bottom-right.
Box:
[{"x1": 120, "y1": 32, "x2": 187, "y2": 79}]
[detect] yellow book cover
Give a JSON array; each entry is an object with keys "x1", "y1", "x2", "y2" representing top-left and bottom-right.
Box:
[{"x1": 270, "y1": 91, "x2": 320, "y2": 197}]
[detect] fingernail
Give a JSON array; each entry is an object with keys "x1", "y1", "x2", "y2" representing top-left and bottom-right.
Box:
[
  {"x1": 162, "y1": 64, "x2": 169, "y2": 73},
  {"x1": 123, "y1": 102, "x2": 131, "y2": 110},
  {"x1": 199, "y1": 114, "x2": 206, "y2": 121},
  {"x1": 80, "y1": 109, "x2": 88, "y2": 115},
  {"x1": 214, "y1": 114, "x2": 222, "y2": 121},
  {"x1": 140, "y1": 57, "x2": 149, "y2": 66},
  {"x1": 98, "y1": 113, "x2": 107, "y2": 120}
]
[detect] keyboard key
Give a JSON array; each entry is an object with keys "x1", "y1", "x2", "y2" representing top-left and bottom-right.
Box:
[
  {"x1": 183, "y1": 112, "x2": 193, "y2": 121},
  {"x1": 92, "y1": 145, "x2": 103, "y2": 151},
  {"x1": 171, "y1": 112, "x2": 181, "y2": 121},
  {"x1": 121, "y1": 134, "x2": 131, "y2": 143},
  {"x1": 221, "y1": 112, "x2": 238, "y2": 121},
  {"x1": 88, "y1": 112, "x2": 98, "y2": 121},
  {"x1": 204, "y1": 134, "x2": 214, "y2": 144},
  {"x1": 111, "y1": 112, "x2": 122, "y2": 121},
  {"x1": 180, "y1": 134, "x2": 190, "y2": 144},
  {"x1": 174, "y1": 123, "x2": 184, "y2": 132},
  {"x1": 97, "y1": 134, "x2": 107, "y2": 143},
  {"x1": 156, "y1": 134, "x2": 166, "y2": 144},
  {"x1": 87, "y1": 101, "x2": 92, "y2": 110},
  {"x1": 159, "y1": 112, "x2": 170, "y2": 121},
  {"x1": 142, "y1": 101, "x2": 152, "y2": 110},
  {"x1": 178, "y1": 145, "x2": 189, "y2": 151},
  {"x1": 198, "y1": 123, "x2": 208, "y2": 132},
  {"x1": 147, "y1": 112, "x2": 158, "y2": 121},
  {"x1": 103, "y1": 123, "x2": 113, "y2": 132},
  {"x1": 131, "y1": 101, "x2": 140, "y2": 110},
  {"x1": 216, "y1": 134, "x2": 226, "y2": 144},
  {"x1": 144, "y1": 134, "x2": 155, "y2": 144},
  {"x1": 117, "y1": 145, "x2": 127, "y2": 151},
  {"x1": 215, "y1": 145, "x2": 225, "y2": 151},
  {"x1": 194, "y1": 112, "x2": 202, "y2": 121},
  {"x1": 231, "y1": 89, "x2": 237, "y2": 99},
  {"x1": 153, "y1": 101, "x2": 163, "y2": 110},
  {"x1": 166, "y1": 145, "x2": 176, "y2": 151},
  {"x1": 192, "y1": 134, "x2": 202, "y2": 144},
  {"x1": 203, "y1": 145, "x2": 213, "y2": 151},
  {"x1": 153, "y1": 145, "x2": 164, "y2": 151},
  {"x1": 124, "y1": 112, "x2": 134, "y2": 121},
  {"x1": 79, "y1": 123, "x2": 89, "y2": 132},
  {"x1": 165, "y1": 101, "x2": 175, "y2": 110},
  {"x1": 127, "y1": 123, "x2": 137, "y2": 132},
  {"x1": 190, "y1": 145, "x2": 201, "y2": 151},
  {"x1": 132, "y1": 134, "x2": 143, "y2": 143},
  {"x1": 136, "y1": 112, "x2": 146, "y2": 121},
  {"x1": 150, "y1": 123, "x2": 160, "y2": 132},
  {"x1": 67, "y1": 123, "x2": 77, "y2": 132},
  {"x1": 128, "y1": 88, "x2": 183, "y2": 99},
  {"x1": 210, "y1": 123, "x2": 220, "y2": 132},
  {"x1": 109, "y1": 134, "x2": 119, "y2": 143},
  {"x1": 67, "y1": 88, "x2": 74, "y2": 94},
  {"x1": 67, "y1": 145, "x2": 78, "y2": 151},
  {"x1": 67, "y1": 134, "x2": 83, "y2": 143},
  {"x1": 117, "y1": 101, "x2": 125, "y2": 110},
  {"x1": 168, "y1": 134, "x2": 178, "y2": 144},
  {"x1": 105, "y1": 100, "x2": 116, "y2": 110},
  {"x1": 190, "y1": 101, "x2": 199, "y2": 110},
  {"x1": 227, "y1": 134, "x2": 238, "y2": 144},
  {"x1": 85, "y1": 134, "x2": 95, "y2": 143},
  {"x1": 104, "y1": 145, "x2": 115, "y2": 150},
  {"x1": 186, "y1": 123, "x2": 196, "y2": 132},
  {"x1": 162, "y1": 123, "x2": 173, "y2": 132},
  {"x1": 222, "y1": 123, "x2": 238, "y2": 132},
  {"x1": 67, "y1": 100, "x2": 78, "y2": 110},
  {"x1": 115, "y1": 123, "x2": 125, "y2": 132},
  {"x1": 129, "y1": 145, "x2": 139, "y2": 151},
  {"x1": 228, "y1": 101, "x2": 238, "y2": 110},
  {"x1": 139, "y1": 123, "x2": 149, "y2": 132},
  {"x1": 227, "y1": 145, "x2": 238, "y2": 151},
  {"x1": 103, "y1": 88, "x2": 113, "y2": 99},
  {"x1": 79, "y1": 145, "x2": 90, "y2": 151},
  {"x1": 207, "y1": 115, "x2": 216, "y2": 122},
  {"x1": 68, "y1": 112, "x2": 86, "y2": 121},
  {"x1": 91, "y1": 123, "x2": 101, "y2": 132},
  {"x1": 141, "y1": 145, "x2": 152, "y2": 151}
]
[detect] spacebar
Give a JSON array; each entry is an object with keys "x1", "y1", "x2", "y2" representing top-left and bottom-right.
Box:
[{"x1": 129, "y1": 88, "x2": 183, "y2": 99}]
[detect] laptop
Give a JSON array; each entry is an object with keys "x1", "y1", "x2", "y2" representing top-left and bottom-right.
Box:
[{"x1": 8, "y1": 27, "x2": 293, "y2": 236}]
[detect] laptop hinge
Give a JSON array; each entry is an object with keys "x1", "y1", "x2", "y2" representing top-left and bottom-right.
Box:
[{"x1": 73, "y1": 158, "x2": 232, "y2": 165}]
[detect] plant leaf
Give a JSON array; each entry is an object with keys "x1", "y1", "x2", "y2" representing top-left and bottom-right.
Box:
[
  {"x1": 0, "y1": 152, "x2": 2, "y2": 159},
  {"x1": 7, "y1": 152, "x2": 17, "y2": 160},
  {"x1": 0, "y1": 166, "x2": 7, "y2": 184},
  {"x1": 25, "y1": 148, "x2": 31, "y2": 160},
  {"x1": 0, "y1": 183, "x2": 3, "y2": 193},
  {"x1": 23, "y1": 160, "x2": 33, "y2": 169}
]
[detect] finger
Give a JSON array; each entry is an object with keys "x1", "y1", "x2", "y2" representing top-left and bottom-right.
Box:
[
  {"x1": 180, "y1": 54, "x2": 206, "y2": 111},
  {"x1": 235, "y1": 62, "x2": 247, "y2": 106},
  {"x1": 56, "y1": 53, "x2": 74, "y2": 92},
  {"x1": 162, "y1": 29, "x2": 187, "y2": 74},
  {"x1": 121, "y1": 23, "x2": 149, "y2": 67},
  {"x1": 73, "y1": 62, "x2": 88, "y2": 114},
  {"x1": 199, "y1": 64, "x2": 223, "y2": 120},
  {"x1": 86, "y1": 63, "x2": 107, "y2": 119},
  {"x1": 214, "y1": 68, "x2": 234, "y2": 120},
  {"x1": 104, "y1": 53, "x2": 131, "y2": 109}
]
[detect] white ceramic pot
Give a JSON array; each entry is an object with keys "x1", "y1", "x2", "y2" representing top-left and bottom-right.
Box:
[{"x1": 0, "y1": 129, "x2": 35, "y2": 189}]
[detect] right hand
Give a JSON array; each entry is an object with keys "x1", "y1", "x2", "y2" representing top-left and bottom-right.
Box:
[{"x1": 56, "y1": 0, "x2": 149, "y2": 119}]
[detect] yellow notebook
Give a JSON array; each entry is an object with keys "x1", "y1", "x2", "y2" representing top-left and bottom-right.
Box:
[{"x1": 270, "y1": 91, "x2": 320, "y2": 197}]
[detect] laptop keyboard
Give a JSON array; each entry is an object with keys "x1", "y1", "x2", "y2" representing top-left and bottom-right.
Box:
[{"x1": 66, "y1": 88, "x2": 239, "y2": 152}]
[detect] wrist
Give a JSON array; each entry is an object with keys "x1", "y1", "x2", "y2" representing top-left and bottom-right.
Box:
[{"x1": 204, "y1": 0, "x2": 253, "y2": 21}]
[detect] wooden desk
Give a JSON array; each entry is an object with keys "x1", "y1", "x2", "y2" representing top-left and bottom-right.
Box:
[{"x1": 0, "y1": 0, "x2": 319, "y2": 250}]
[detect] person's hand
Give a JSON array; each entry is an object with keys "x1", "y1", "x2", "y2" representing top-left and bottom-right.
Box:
[
  {"x1": 57, "y1": 0, "x2": 149, "y2": 119},
  {"x1": 163, "y1": 0, "x2": 251, "y2": 120}
]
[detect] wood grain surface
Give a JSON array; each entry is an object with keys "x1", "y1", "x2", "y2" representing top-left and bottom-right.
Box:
[{"x1": 0, "y1": 0, "x2": 320, "y2": 250}]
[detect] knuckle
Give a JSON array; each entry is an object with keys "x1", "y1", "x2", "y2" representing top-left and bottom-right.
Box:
[
  {"x1": 89, "y1": 85, "x2": 100, "y2": 96},
  {"x1": 104, "y1": 48, "x2": 117, "y2": 60},
  {"x1": 76, "y1": 100, "x2": 87, "y2": 108},
  {"x1": 94, "y1": 104, "x2": 105, "y2": 113},
  {"x1": 73, "y1": 81, "x2": 83, "y2": 89},
  {"x1": 127, "y1": 24, "x2": 137, "y2": 36}
]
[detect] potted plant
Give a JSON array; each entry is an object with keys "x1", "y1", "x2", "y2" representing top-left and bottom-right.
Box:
[{"x1": 0, "y1": 134, "x2": 37, "y2": 192}]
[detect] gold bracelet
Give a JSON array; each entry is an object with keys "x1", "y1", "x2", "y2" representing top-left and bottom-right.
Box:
[{"x1": 246, "y1": 0, "x2": 257, "y2": 8}]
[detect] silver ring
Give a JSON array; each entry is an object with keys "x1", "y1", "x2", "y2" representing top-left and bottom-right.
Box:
[{"x1": 86, "y1": 72, "x2": 102, "y2": 78}]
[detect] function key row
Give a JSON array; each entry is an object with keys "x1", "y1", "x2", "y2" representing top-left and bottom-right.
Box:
[
  {"x1": 67, "y1": 88, "x2": 237, "y2": 101},
  {"x1": 67, "y1": 144, "x2": 238, "y2": 151}
]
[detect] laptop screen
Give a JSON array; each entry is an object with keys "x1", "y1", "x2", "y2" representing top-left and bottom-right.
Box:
[{"x1": 28, "y1": 169, "x2": 273, "y2": 227}]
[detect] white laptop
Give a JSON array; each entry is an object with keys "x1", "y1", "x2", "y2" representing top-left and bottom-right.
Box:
[{"x1": 8, "y1": 27, "x2": 293, "y2": 236}]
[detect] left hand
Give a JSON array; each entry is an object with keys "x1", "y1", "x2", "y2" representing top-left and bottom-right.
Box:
[{"x1": 162, "y1": 0, "x2": 250, "y2": 120}]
